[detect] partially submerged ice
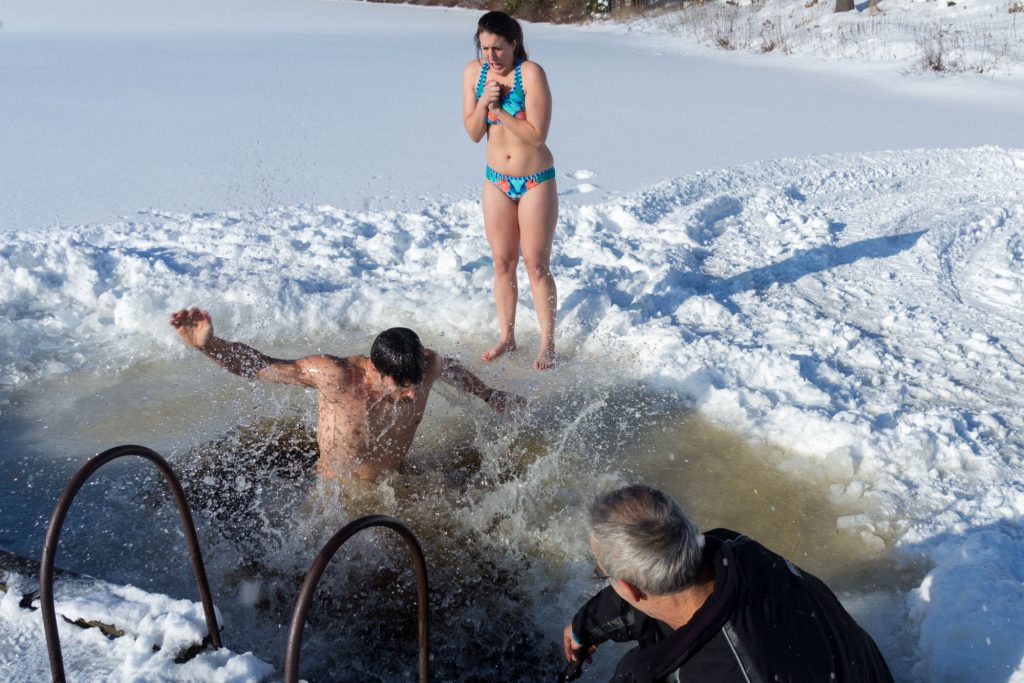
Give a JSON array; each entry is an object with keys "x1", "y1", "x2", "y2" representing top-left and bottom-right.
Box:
[{"x1": 0, "y1": 551, "x2": 273, "y2": 682}]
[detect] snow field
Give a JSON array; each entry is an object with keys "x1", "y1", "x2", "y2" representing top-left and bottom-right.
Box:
[{"x1": 1, "y1": 0, "x2": 1023, "y2": 677}]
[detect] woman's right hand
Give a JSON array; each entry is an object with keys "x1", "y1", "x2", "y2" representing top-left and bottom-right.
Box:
[{"x1": 482, "y1": 79, "x2": 502, "y2": 110}]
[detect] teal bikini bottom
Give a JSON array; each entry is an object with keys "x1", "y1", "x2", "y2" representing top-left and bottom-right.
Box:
[{"x1": 486, "y1": 166, "x2": 556, "y2": 201}]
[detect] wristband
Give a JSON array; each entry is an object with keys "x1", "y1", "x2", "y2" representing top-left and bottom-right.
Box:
[{"x1": 571, "y1": 629, "x2": 582, "y2": 646}]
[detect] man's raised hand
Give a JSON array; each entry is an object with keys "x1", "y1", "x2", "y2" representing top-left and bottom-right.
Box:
[{"x1": 170, "y1": 308, "x2": 213, "y2": 350}]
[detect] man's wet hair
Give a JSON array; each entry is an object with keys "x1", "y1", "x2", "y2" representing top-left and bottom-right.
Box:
[
  {"x1": 370, "y1": 327, "x2": 426, "y2": 385},
  {"x1": 589, "y1": 484, "x2": 705, "y2": 596}
]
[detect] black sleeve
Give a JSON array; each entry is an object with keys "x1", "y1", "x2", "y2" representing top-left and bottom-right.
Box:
[{"x1": 571, "y1": 586, "x2": 662, "y2": 648}]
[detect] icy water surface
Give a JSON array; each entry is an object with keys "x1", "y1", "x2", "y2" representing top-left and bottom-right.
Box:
[{"x1": 0, "y1": 350, "x2": 915, "y2": 680}]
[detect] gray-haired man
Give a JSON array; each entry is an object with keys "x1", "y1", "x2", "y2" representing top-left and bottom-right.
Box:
[{"x1": 563, "y1": 484, "x2": 893, "y2": 682}]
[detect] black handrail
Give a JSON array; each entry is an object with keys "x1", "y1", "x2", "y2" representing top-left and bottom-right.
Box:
[
  {"x1": 39, "y1": 445, "x2": 222, "y2": 683},
  {"x1": 284, "y1": 515, "x2": 430, "y2": 683}
]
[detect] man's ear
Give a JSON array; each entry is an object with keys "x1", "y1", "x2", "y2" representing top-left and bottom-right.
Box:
[{"x1": 616, "y1": 579, "x2": 645, "y2": 603}]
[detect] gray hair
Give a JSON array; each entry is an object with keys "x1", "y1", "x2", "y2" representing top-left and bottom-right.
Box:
[{"x1": 588, "y1": 484, "x2": 705, "y2": 596}]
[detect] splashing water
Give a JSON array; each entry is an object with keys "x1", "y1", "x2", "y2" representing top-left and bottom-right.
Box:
[{"x1": 0, "y1": 351, "x2": 911, "y2": 680}]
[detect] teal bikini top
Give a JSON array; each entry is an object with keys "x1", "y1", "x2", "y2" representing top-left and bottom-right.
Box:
[{"x1": 476, "y1": 60, "x2": 526, "y2": 125}]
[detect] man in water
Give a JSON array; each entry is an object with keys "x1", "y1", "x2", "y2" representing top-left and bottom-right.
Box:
[
  {"x1": 170, "y1": 307, "x2": 524, "y2": 481},
  {"x1": 563, "y1": 484, "x2": 893, "y2": 682}
]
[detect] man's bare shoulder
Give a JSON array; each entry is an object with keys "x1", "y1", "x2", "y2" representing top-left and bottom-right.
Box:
[
  {"x1": 295, "y1": 354, "x2": 359, "y2": 386},
  {"x1": 423, "y1": 349, "x2": 443, "y2": 383}
]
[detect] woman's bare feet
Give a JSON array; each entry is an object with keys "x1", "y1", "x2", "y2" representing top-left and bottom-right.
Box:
[
  {"x1": 533, "y1": 345, "x2": 555, "y2": 370},
  {"x1": 483, "y1": 337, "x2": 516, "y2": 362}
]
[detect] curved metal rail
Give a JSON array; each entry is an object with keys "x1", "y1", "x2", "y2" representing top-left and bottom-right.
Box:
[
  {"x1": 284, "y1": 515, "x2": 430, "y2": 683},
  {"x1": 39, "y1": 444, "x2": 222, "y2": 683}
]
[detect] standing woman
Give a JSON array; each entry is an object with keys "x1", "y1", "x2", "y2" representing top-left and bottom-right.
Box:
[{"x1": 463, "y1": 11, "x2": 558, "y2": 370}]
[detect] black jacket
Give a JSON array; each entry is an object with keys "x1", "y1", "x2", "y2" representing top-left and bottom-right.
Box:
[{"x1": 571, "y1": 529, "x2": 894, "y2": 683}]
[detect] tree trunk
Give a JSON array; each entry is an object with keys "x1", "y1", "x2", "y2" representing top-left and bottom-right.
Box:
[{"x1": 834, "y1": 0, "x2": 854, "y2": 11}]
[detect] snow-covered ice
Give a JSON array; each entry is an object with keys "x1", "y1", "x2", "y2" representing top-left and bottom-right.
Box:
[{"x1": 1, "y1": 566, "x2": 273, "y2": 682}]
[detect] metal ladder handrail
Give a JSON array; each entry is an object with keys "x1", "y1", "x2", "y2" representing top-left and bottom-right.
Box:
[
  {"x1": 284, "y1": 514, "x2": 430, "y2": 683},
  {"x1": 38, "y1": 444, "x2": 222, "y2": 683}
]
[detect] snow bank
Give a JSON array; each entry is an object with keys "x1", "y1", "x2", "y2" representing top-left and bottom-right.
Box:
[
  {"x1": 909, "y1": 523, "x2": 1024, "y2": 682},
  {"x1": 0, "y1": 569, "x2": 273, "y2": 682}
]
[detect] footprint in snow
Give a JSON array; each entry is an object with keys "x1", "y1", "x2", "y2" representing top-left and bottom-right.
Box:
[{"x1": 560, "y1": 169, "x2": 599, "y2": 196}]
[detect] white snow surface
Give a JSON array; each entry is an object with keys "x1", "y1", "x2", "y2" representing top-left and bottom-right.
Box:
[
  {"x1": 1, "y1": 570, "x2": 273, "y2": 682},
  {"x1": 1, "y1": 0, "x2": 1024, "y2": 681},
  {"x1": 614, "y1": 0, "x2": 1024, "y2": 74}
]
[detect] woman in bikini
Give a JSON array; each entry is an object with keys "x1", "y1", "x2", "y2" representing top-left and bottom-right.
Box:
[{"x1": 463, "y1": 11, "x2": 558, "y2": 370}]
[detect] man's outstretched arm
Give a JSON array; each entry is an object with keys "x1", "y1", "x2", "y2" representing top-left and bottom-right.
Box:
[
  {"x1": 437, "y1": 354, "x2": 526, "y2": 413},
  {"x1": 169, "y1": 308, "x2": 329, "y2": 387}
]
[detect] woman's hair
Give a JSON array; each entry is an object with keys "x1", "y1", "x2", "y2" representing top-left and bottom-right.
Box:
[
  {"x1": 370, "y1": 328, "x2": 426, "y2": 385},
  {"x1": 475, "y1": 11, "x2": 528, "y2": 62},
  {"x1": 588, "y1": 484, "x2": 705, "y2": 596}
]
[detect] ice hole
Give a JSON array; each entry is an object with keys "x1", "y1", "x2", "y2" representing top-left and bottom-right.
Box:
[{"x1": 0, "y1": 349, "x2": 919, "y2": 679}]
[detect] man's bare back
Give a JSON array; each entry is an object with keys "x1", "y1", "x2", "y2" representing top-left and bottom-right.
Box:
[{"x1": 170, "y1": 308, "x2": 523, "y2": 481}]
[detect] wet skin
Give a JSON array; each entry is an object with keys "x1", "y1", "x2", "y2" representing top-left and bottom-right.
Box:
[{"x1": 170, "y1": 308, "x2": 523, "y2": 481}]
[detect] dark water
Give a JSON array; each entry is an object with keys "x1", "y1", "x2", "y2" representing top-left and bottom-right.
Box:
[{"x1": 0, "y1": 364, "x2": 915, "y2": 680}]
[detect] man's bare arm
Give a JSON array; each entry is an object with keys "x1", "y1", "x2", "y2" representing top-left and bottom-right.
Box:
[
  {"x1": 438, "y1": 354, "x2": 526, "y2": 413},
  {"x1": 169, "y1": 308, "x2": 330, "y2": 387}
]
